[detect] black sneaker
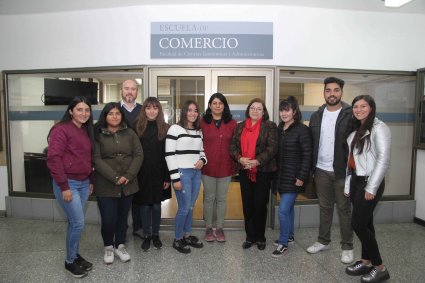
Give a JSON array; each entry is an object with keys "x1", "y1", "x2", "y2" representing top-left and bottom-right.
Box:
[
  {"x1": 360, "y1": 267, "x2": 390, "y2": 283},
  {"x1": 274, "y1": 237, "x2": 295, "y2": 247},
  {"x1": 346, "y1": 261, "x2": 373, "y2": 276},
  {"x1": 65, "y1": 260, "x2": 88, "y2": 278},
  {"x1": 271, "y1": 245, "x2": 288, "y2": 258},
  {"x1": 257, "y1": 242, "x2": 266, "y2": 250},
  {"x1": 183, "y1": 235, "x2": 204, "y2": 248},
  {"x1": 141, "y1": 236, "x2": 151, "y2": 251},
  {"x1": 75, "y1": 254, "x2": 93, "y2": 271},
  {"x1": 242, "y1": 241, "x2": 254, "y2": 249},
  {"x1": 152, "y1": 235, "x2": 163, "y2": 249},
  {"x1": 173, "y1": 239, "x2": 191, "y2": 254}
]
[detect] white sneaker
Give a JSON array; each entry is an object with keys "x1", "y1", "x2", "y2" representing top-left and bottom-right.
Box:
[
  {"x1": 341, "y1": 249, "x2": 354, "y2": 264},
  {"x1": 114, "y1": 244, "x2": 131, "y2": 262},
  {"x1": 104, "y1": 245, "x2": 114, "y2": 264},
  {"x1": 307, "y1": 242, "x2": 330, "y2": 254}
]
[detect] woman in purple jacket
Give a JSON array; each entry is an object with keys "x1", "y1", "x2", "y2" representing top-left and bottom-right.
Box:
[
  {"x1": 201, "y1": 93, "x2": 237, "y2": 242},
  {"x1": 47, "y1": 96, "x2": 95, "y2": 278}
]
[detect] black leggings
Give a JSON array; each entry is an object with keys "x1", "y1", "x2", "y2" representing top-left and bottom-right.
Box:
[{"x1": 350, "y1": 174, "x2": 384, "y2": 266}]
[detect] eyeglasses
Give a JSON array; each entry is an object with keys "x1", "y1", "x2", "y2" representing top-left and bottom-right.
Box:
[{"x1": 249, "y1": 107, "x2": 263, "y2": 112}]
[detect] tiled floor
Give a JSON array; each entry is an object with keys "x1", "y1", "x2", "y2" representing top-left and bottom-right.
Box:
[{"x1": 0, "y1": 217, "x2": 424, "y2": 282}]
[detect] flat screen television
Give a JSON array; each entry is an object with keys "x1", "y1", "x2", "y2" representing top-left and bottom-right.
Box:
[{"x1": 44, "y1": 78, "x2": 98, "y2": 105}]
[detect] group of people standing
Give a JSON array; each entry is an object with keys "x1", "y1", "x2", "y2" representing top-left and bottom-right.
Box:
[
  {"x1": 46, "y1": 80, "x2": 173, "y2": 277},
  {"x1": 46, "y1": 77, "x2": 391, "y2": 283},
  {"x1": 307, "y1": 77, "x2": 391, "y2": 283}
]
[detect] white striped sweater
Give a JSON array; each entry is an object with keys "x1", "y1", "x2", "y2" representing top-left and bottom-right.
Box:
[{"x1": 165, "y1": 124, "x2": 207, "y2": 182}]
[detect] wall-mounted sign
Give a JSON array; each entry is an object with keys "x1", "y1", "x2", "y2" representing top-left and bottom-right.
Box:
[{"x1": 151, "y1": 22, "x2": 273, "y2": 59}]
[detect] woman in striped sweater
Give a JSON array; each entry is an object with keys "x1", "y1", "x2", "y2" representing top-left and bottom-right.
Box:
[{"x1": 165, "y1": 100, "x2": 207, "y2": 254}]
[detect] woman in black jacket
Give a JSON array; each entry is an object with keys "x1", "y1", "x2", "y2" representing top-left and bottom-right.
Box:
[
  {"x1": 133, "y1": 97, "x2": 171, "y2": 251},
  {"x1": 272, "y1": 96, "x2": 312, "y2": 258}
]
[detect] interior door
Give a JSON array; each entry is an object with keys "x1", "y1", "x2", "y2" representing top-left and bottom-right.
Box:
[{"x1": 149, "y1": 68, "x2": 274, "y2": 226}]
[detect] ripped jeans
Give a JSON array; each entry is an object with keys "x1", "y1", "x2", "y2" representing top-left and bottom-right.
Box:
[{"x1": 174, "y1": 168, "x2": 202, "y2": 239}]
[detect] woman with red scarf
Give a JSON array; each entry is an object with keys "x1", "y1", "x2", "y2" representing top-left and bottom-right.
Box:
[{"x1": 230, "y1": 98, "x2": 278, "y2": 250}]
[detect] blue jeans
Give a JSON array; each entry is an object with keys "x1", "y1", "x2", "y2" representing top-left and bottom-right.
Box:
[
  {"x1": 278, "y1": 192, "x2": 298, "y2": 246},
  {"x1": 53, "y1": 178, "x2": 90, "y2": 263},
  {"x1": 174, "y1": 168, "x2": 202, "y2": 239},
  {"x1": 140, "y1": 203, "x2": 161, "y2": 236},
  {"x1": 97, "y1": 194, "x2": 133, "y2": 248}
]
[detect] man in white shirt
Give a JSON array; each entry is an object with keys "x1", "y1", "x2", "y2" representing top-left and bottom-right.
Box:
[{"x1": 307, "y1": 77, "x2": 354, "y2": 264}]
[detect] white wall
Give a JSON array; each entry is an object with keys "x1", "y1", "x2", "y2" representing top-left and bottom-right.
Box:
[
  {"x1": 1, "y1": 4, "x2": 425, "y2": 211},
  {"x1": 0, "y1": 5, "x2": 424, "y2": 70}
]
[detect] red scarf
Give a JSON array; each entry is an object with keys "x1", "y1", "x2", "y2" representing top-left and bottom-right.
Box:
[{"x1": 240, "y1": 118, "x2": 262, "y2": 182}]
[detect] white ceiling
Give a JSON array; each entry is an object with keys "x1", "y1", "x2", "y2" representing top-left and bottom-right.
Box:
[{"x1": 1, "y1": 0, "x2": 425, "y2": 15}]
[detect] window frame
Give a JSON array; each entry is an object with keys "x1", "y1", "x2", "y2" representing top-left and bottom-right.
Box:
[{"x1": 3, "y1": 66, "x2": 147, "y2": 198}]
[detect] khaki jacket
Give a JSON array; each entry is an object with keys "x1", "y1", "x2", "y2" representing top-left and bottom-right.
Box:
[{"x1": 93, "y1": 126, "x2": 143, "y2": 197}]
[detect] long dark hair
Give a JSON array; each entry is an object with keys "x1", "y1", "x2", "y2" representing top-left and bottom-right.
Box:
[
  {"x1": 350, "y1": 95, "x2": 376, "y2": 154},
  {"x1": 178, "y1": 100, "x2": 201, "y2": 130},
  {"x1": 202, "y1": 92, "x2": 233, "y2": 124},
  {"x1": 94, "y1": 102, "x2": 129, "y2": 137},
  {"x1": 279, "y1": 96, "x2": 302, "y2": 124},
  {"x1": 135, "y1": 97, "x2": 169, "y2": 140},
  {"x1": 47, "y1": 96, "x2": 95, "y2": 149},
  {"x1": 245, "y1": 98, "x2": 270, "y2": 121}
]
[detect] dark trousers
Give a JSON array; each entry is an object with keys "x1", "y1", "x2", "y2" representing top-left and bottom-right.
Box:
[
  {"x1": 132, "y1": 203, "x2": 142, "y2": 232},
  {"x1": 350, "y1": 173, "x2": 384, "y2": 266},
  {"x1": 239, "y1": 170, "x2": 272, "y2": 243},
  {"x1": 97, "y1": 194, "x2": 134, "y2": 248},
  {"x1": 140, "y1": 203, "x2": 161, "y2": 237}
]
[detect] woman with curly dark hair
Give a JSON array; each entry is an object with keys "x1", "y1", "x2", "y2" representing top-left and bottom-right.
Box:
[{"x1": 201, "y1": 93, "x2": 237, "y2": 242}]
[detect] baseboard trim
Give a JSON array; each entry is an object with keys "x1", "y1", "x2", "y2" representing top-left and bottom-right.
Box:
[{"x1": 414, "y1": 217, "x2": 425, "y2": 227}]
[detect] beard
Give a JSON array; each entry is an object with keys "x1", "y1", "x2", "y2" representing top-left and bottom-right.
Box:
[
  {"x1": 325, "y1": 95, "x2": 341, "y2": 106},
  {"x1": 123, "y1": 95, "x2": 135, "y2": 103}
]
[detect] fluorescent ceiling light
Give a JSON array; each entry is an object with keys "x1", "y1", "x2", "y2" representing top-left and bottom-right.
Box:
[{"x1": 384, "y1": 0, "x2": 413, "y2": 8}]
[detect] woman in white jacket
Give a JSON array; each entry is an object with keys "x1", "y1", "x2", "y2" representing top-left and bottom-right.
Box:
[{"x1": 344, "y1": 95, "x2": 391, "y2": 283}]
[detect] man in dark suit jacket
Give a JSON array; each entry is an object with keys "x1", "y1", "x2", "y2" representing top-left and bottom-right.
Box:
[{"x1": 120, "y1": 79, "x2": 143, "y2": 238}]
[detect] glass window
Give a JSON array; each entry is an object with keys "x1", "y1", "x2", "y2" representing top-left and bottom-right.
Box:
[
  {"x1": 218, "y1": 76, "x2": 266, "y2": 121},
  {"x1": 5, "y1": 69, "x2": 144, "y2": 194},
  {"x1": 157, "y1": 76, "x2": 205, "y2": 124},
  {"x1": 279, "y1": 70, "x2": 416, "y2": 198}
]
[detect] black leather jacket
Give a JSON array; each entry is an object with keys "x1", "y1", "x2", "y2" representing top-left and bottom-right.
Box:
[{"x1": 230, "y1": 120, "x2": 278, "y2": 173}]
